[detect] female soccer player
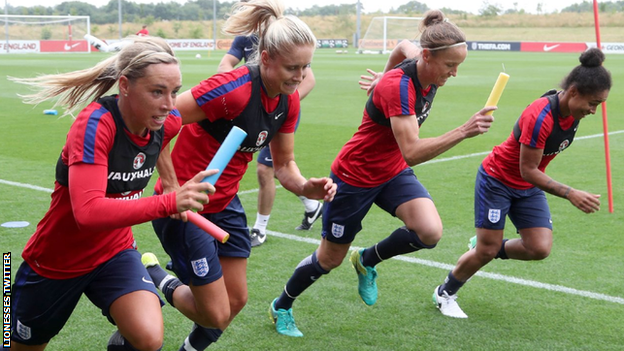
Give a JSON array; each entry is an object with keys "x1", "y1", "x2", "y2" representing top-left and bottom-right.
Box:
[
  {"x1": 433, "y1": 47, "x2": 610, "y2": 319},
  {"x1": 268, "y1": 9, "x2": 496, "y2": 337},
  {"x1": 217, "y1": 32, "x2": 323, "y2": 247},
  {"x1": 141, "y1": 0, "x2": 336, "y2": 349},
  {"x1": 9, "y1": 37, "x2": 215, "y2": 351}
]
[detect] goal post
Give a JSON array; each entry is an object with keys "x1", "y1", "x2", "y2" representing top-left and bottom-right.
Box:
[
  {"x1": 358, "y1": 16, "x2": 422, "y2": 54},
  {"x1": 1, "y1": 15, "x2": 91, "y2": 54}
]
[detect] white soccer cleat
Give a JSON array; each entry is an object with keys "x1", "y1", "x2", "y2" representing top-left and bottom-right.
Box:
[
  {"x1": 84, "y1": 34, "x2": 110, "y2": 52},
  {"x1": 250, "y1": 228, "x2": 267, "y2": 247},
  {"x1": 433, "y1": 285, "x2": 468, "y2": 319},
  {"x1": 295, "y1": 202, "x2": 323, "y2": 231}
]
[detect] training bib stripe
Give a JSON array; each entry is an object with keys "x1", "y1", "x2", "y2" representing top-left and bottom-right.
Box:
[
  {"x1": 400, "y1": 75, "x2": 411, "y2": 116},
  {"x1": 170, "y1": 108, "x2": 181, "y2": 118},
  {"x1": 530, "y1": 105, "x2": 551, "y2": 148},
  {"x1": 196, "y1": 73, "x2": 251, "y2": 107},
  {"x1": 82, "y1": 106, "x2": 108, "y2": 164}
]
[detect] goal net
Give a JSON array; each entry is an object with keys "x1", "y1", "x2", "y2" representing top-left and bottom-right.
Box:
[
  {"x1": 1, "y1": 15, "x2": 91, "y2": 54},
  {"x1": 358, "y1": 16, "x2": 422, "y2": 54}
]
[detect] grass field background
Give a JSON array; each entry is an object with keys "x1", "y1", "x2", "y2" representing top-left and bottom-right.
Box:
[{"x1": 1, "y1": 49, "x2": 624, "y2": 350}]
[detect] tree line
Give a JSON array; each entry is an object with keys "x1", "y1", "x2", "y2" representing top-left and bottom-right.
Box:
[{"x1": 4, "y1": 0, "x2": 623, "y2": 24}]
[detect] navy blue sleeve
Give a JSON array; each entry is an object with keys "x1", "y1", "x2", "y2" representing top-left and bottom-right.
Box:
[{"x1": 227, "y1": 36, "x2": 247, "y2": 60}]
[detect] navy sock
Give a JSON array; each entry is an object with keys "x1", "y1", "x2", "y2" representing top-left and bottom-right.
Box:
[
  {"x1": 179, "y1": 324, "x2": 222, "y2": 351},
  {"x1": 495, "y1": 239, "x2": 509, "y2": 259},
  {"x1": 361, "y1": 226, "x2": 436, "y2": 267},
  {"x1": 361, "y1": 244, "x2": 381, "y2": 268},
  {"x1": 439, "y1": 271, "x2": 465, "y2": 296},
  {"x1": 276, "y1": 251, "x2": 329, "y2": 310},
  {"x1": 147, "y1": 264, "x2": 183, "y2": 307},
  {"x1": 161, "y1": 278, "x2": 184, "y2": 307},
  {"x1": 146, "y1": 264, "x2": 170, "y2": 287}
]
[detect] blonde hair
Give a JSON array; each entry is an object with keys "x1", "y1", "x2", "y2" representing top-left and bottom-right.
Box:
[
  {"x1": 223, "y1": 0, "x2": 316, "y2": 62},
  {"x1": 9, "y1": 36, "x2": 178, "y2": 117}
]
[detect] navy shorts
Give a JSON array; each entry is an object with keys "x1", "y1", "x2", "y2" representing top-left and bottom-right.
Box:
[
  {"x1": 257, "y1": 147, "x2": 273, "y2": 168},
  {"x1": 151, "y1": 195, "x2": 251, "y2": 287},
  {"x1": 11, "y1": 249, "x2": 162, "y2": 345},
  {"x1": 256, "y1": 111, "x2": 301, "y2": 168},
  {"x1": 474, "y1": 165, "x2": 552, "y2": 231},
  {"x1": 321, "y1": 168, "x2": 432, "y2": 244}
]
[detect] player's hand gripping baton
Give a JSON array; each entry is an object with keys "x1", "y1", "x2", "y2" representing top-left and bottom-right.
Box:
[
  {"x1": 484, "y1": 72, "x2": 510, "y2": 116},
  {"x1": 186, "y1": 126, "x2": 248, "y2": 243}
]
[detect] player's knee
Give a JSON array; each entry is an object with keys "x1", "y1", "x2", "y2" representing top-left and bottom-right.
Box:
[
  {"x1": 212, "y1": 317, "x2": 230, "y2": 332},
  {"x1": 316, "y1": 251, "x2": 343, "y2": 270},
  {"x1": 475, "y1": 244, "x2": 499, "y2": 262},
  {"x1": 529, "y1": 245, "x2": 551, "y2": 260},
  {"x1": 323, "y1": 258, "x2": 342, "y2": 270},
  {"x1": 228, "y1": 292, "x2": 248, "y2": 318},
  {"x1": 412, "y1": 224, "x2": 442, "y2": 246},
  {"x1": 313, "y1": 249, "x2": 340, "y2": 272},
  {"x1": 256, "y1": 164, "x2": 274, "y2": 183},
  {"x1": 422, "y1": 231, "x2": 442, "y2": 246},
  {"x1": 195, "y1": 307, "x2": 230, "y2": 330},
  {"x1": 126, "y1": 331, "x2": 163, "y2": 351}
]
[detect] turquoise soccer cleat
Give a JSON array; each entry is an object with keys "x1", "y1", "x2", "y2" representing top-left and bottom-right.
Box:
[
  {"x1": 350, "y1": 249, "x2": 378, "y2": 306},
  {"x1": 269, "y1": 298, "x2": 303, "y2": 337}
]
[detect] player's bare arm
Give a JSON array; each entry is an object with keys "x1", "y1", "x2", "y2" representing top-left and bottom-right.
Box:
[{"x1": 519, "y1": 144, "x2": 600, "y2": 213}]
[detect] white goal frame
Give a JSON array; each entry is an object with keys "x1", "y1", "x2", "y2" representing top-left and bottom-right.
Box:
[
  {"x1": 359, "y1": 16, "x2": 422, "y2": 54},
  {"x1": 1, "y1": 15, "x2": 91, "y2": 54}
]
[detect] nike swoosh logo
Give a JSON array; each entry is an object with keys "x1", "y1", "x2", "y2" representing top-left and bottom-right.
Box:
[
  {"x1": 306, "y1": 210, "x2": 320, "y2": 224},
  {"x1": 543, "y1": 44, "x2": 560, "y2": 52},
  {"x1": 64, "y1": 43, "x2": 81, "y2": 50},
  {"x1": 275, "y1": 112, "x2": 284, "y2": 120},
  {"x1": 244, "y1": 47, "x2": 253, "y2": 52},
  {"x1": 142, "y1": 276, "x2": 154, "y2": 285},
  {"x1": 306, "y1": 205, "x2": 322, "y2": 225}
]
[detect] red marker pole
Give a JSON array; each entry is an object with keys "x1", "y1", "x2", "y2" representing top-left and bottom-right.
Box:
[{"x1": 593, "y1": 0, "x2": 613, "y2": 213}]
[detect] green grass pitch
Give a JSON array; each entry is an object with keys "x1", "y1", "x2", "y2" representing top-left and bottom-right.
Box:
[{"x1": 1, "y1": 49, "x2": 624, "y2": 350}]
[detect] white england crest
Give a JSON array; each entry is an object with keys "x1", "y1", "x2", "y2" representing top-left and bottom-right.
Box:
[
  {"x1": 17, "y1": 320, "x2": 32, "y2": 340},
  {"x1": 191, "y1": 257, "x2": 209, "y2": 277},
  {"x1": 331, "y1": 223, "x2": 345, "y2": 238},
  {"x1": 488, "y1": 209, "x2": 501, "y2": 223}
]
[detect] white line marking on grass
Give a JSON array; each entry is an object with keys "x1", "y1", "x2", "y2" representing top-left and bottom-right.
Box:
[
  {"x1": 0, "y1": 179, "x2": 53, "y2": 193},
  {"x1": 392, "y1": 255, "x2": 624, "y2": 305},
  {"x1": 267, "y1": 230, "x2": 624, "y2": 305},
  {"x1": 576, "y1": 129, "x2": 624, "y2": 140},
  {"x1": 241, "y1": 129, "x2": 624, "y2": 192},
  {"x1": 422, "y1": 151, "x2": 490, "y2": 165},
  {"x1": 2, "y1": 179, "x2": 624, "y2": 305},
  {"x1": 238, "y1": 187, "x2": 280, "y2": 195},
  {"x1": 2, "y1": 130, "x2": 624, "y2": 305},
  {"x1": 421, "y1": 130, "x2": 624, "y2": 166}
]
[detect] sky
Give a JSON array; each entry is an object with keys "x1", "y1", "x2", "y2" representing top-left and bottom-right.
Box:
[{"x1": 8, "y1": 0, "x2": 577, "y2": 15}]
